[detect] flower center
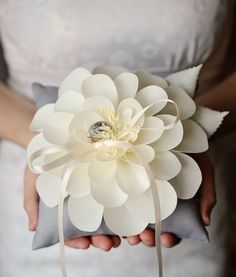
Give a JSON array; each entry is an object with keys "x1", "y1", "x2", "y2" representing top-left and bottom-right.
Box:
[
  {"x1": 87, "y1": 108, "x2": 141, "y2": 145},
  {"x1": 87, "y1": 121, "x2": 114, "y2": 143}
]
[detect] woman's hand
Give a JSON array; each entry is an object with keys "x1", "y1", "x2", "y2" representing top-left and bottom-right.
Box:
[
  {"x1": 23, "y1": 166, "x2": 121, "y2": 251},
  {"x1": 126, "y1": 152, "x2": 216, "y2": 248}
]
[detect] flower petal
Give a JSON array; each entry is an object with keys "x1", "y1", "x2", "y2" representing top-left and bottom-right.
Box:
[
  {"x1": 166, "y1": 65, "x2": 202, "y2": 98},
  {"x1": 91, "y1": 178, "x2": 128, "y2": 208},
  {"x1": 104, "y1": 205, "x2": 148, "y2": 236},
  {"x1": 135, "y1": 85, "x2": 168, "y2": 115},
  {"x1": 125, "y1": 144, "x2": 155, "y2": 164},
  {"x1": 114, "y1": 72, "x2": 139, "y2": 102},
  {"x1": 82, "y1": 74, "x2": 118, "y2": 106},
  {"x1": 30, "y1": 104, "x2": 55, "y2": 131},
  {"x1": 151, "y1": 115, "x2": 183, "y2": 151},
  {"x1": 155, "y1": 180, "x2": 177, "y2": 220},
  {"x1": 68, "y1": 194, "x2": 103, "y2": 232},
  {"x1": 134, "y1": 116, "x2": 164, "y2": 145},
  {"x1": 58, "y1": 68, "x2": 91, "y2": 96},
  {"x1": 164, "y1": 85, "x2": 196, "y2": 120},
  {"x1": 150, "y1": 151, "x2": 181, "y2": 180},
  {"x1": 88, "y1": 159, "x2": 116, "y2": 183},
  {"x1": 125, "y1": 191, "x2": 155, "y2": 223},
  {"x1": 66, "y1": 163, "x2": 91, "y2": 197},
  {"x1": 191, "y1": 106, "x2": 229, "y2": 138},
  {"x1": 136, "y1": 70, "x2": 168, "y2": 89},
  {"x1": 92, "y1": 65, "x2": 129, "y2": 80},
  {"x1": 130, "y1": 180, "x2": 177, "y2": 222},
  {"x1": 82, "y1": 95, "x2": 114, "y2": 112},
  {"x1": 27, "y1": 133, "x2": 51, "y2": 158},
  {"x1": 116, "y1": 160, "x2": 149, "y2": 195},
  {"x1": 43, "y1": 112, "x2": 74, "y2": 144},
  {"x1": 36, "y1": 172, "x2": 64, "y2": 207},
  {"x1": 117, "y1": 97, "x2": 143, "y2": 120},
  {"x1": 118, "y1": 108, "x2": 133, "y2": 125},
  {"x1": 55, "y1": 90, "x2": 85, "y2": 114},
  {"x1": 170, "y1": 152, "x2": 202, "y2": 199},
  {"x1": 175, "y1": 119, "x2": 208, "y2": 153}
]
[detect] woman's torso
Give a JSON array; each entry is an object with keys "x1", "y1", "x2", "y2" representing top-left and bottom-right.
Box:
[{"x1": 0, "y1": 0, "x2": 231, "y2": 97}]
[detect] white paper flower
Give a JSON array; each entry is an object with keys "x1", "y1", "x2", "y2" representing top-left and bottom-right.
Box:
[{"x1": 27, "y1": 65, "x2": 227, "y2": 236}]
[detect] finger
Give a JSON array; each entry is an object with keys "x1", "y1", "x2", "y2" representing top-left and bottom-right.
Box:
[
  {"x1": 91, "y1": 235, "x2": 113, "y2": 251},
  {"x1": 161, "y1": 233, "x2": 181, "y2": 248},
  {"x1": 139, "y1": 228, "x2": 155, "y2": 247},
  {"x1": 24, "y1": 167, "x2": 39, "y2": 231},
  {"x1": 127, "y1": 235, "x2": 141, "y2": 245},
  {"x1": 195, "y1": 153, "x2": 216, "y2": 225},
  {"x1": 111, "y1": 236, "x2": 121, "y2": 248},
  {"x1": 65, "y1": 237, "x2": 91, "y2": 249}
]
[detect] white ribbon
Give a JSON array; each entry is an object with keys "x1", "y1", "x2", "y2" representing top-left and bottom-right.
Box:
[{"x1": 29, "y1": 99, "x2": 179, "y2": 277}]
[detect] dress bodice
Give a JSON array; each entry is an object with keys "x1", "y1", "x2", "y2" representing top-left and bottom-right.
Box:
[{"x1": 0, "y1": 0, "x2": 229, "y2": 97}]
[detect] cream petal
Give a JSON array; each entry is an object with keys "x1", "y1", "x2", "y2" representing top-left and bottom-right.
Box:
[
  {"x1": 43, "y1": 112, "x2": 74, "y2": 144},
  {"x1": 82, "y1": 74, "x2": 118, "y2": 106},
  {"x1": 66, "y1": 162, "x2": 91, "y2": 197},
  {"x1": 58, "y1": 68, "x2": 91, "y2": 96},
  {"x1": 92, "y1": 65, "x2": 129, "y2": 80},
  {"x1": 55, "y1": 90, "x2": 85, "y2": 114},
  {"x1": 27, "y1": 133, "x2": 52, "y2": 173},
  {"x1": 82, "y1": 95, "x2": 114, "y2": 112},
  {"x1": 68, "y1": 194, "x2": 103, "y2": 232},
  {"x1": 151, "y1": 115, "x2": 184, "y2": 151},
  {"x1": 155, "y1": 180, "x2": 178, "y2": 220},
  {"x1": 119, "y1": 108, "x2": 133, "y2": 125},
  {"x1": 170, "y1": 152, "x2": 202, "y2": 199},
  {"x1": 91, "y1": 178, "x2": 128, "y2": 208},
  {"x1": 88, "y1": 159, "x2": 116, "y2": 183},
  {"x1": 36, "y1": 172, "x2": 64, "y2": 208},
  {"x1": 69, "y1": 110, "x2": 104, "y2": 141},
  {"x1": 134, "y1": 116, "x2": 164, "y2": 145},
  {"x1": 125, "y1": 144, "x2": 155, "y2": 164},
  {"x1": 166, "y1": 65, "x2": 202, "y2": 98},
  {"x1": 104, "y1": 205, "x2": 148, "y2": 236},
  {"x1": 116, "y1": 160, "x2": 149, "y2": 195},
  {"x1": 175, "y1": 119, "x2": 208, "y2": 153},
  {"x1": 136, "y1": 70, "x2": 168, "y2": 89},
  {"x1": 164, "y1": 85, "x2": 196, "y2": 120},
  {"x1": 191, "y1": 106, "x2": 229, "y2": 138},
  {"x1": 135, "y1": 85, "x2": 168, "y2": 116},
  {"x1": 114, "y1": 72, "x2": 139, "y2": 102},
  {"x1": 30, "y1": 104, "x2": 55, "y2": 131},
  {"x1": 133, "y1": 180, "x2": 177, "y2": 222},
  {"x1": 150, "y1": 151, "x2": 181, "y2": 180},
  {"x1": 125, "y1": 191, "x2": 155, "y2": 223},
  {"x1": 117, "y1": 97, "x2": 143, "y2": 120}
]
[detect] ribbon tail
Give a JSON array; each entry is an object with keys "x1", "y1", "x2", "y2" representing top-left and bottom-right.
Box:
[
  {"x1": 144, "y1": 165, "x2": 163, "y2": 277},
  {"x1": 58, "y1": 189, "x2": 67, "y2": 277},
  {"x1": 130, "y1": 145, "x2": 163, "y2": 277},
  {"x1": 58, "y1": 163, "x2": 76, "y2": 277}
]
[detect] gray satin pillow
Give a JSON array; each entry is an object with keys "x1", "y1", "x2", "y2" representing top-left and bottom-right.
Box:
[{"x1": 32, "y1": 83, "x2": 209, "y2": 250}]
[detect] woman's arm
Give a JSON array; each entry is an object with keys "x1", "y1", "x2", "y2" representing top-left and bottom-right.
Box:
[
  {"x1": 196, "y1": 71, "x2": 236, "y2": 136},
  {"x1": 0, "y1": 82, "x2": 36, "y2": 147}
]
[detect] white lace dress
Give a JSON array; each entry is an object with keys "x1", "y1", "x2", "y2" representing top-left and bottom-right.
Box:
[{"x1": 0, "y1": 1, "x2": 233, "y2": 276}]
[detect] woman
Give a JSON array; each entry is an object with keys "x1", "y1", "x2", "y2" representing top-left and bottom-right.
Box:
[{"x1": 0, "y1": 0, "x2": 235, "y2": 276}]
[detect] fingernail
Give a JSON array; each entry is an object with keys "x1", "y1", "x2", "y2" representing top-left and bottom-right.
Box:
[
  {"x1": 204, "y1": 217, "x2": 210, "y2": 225},
  {"x1": 29, "y1": 222, "x2": 35, "y2": 231}
]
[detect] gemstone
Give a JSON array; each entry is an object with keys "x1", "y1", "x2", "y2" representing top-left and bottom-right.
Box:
[{"x1": 87, "y1": 121, "x2": 113, "y2": 142}]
